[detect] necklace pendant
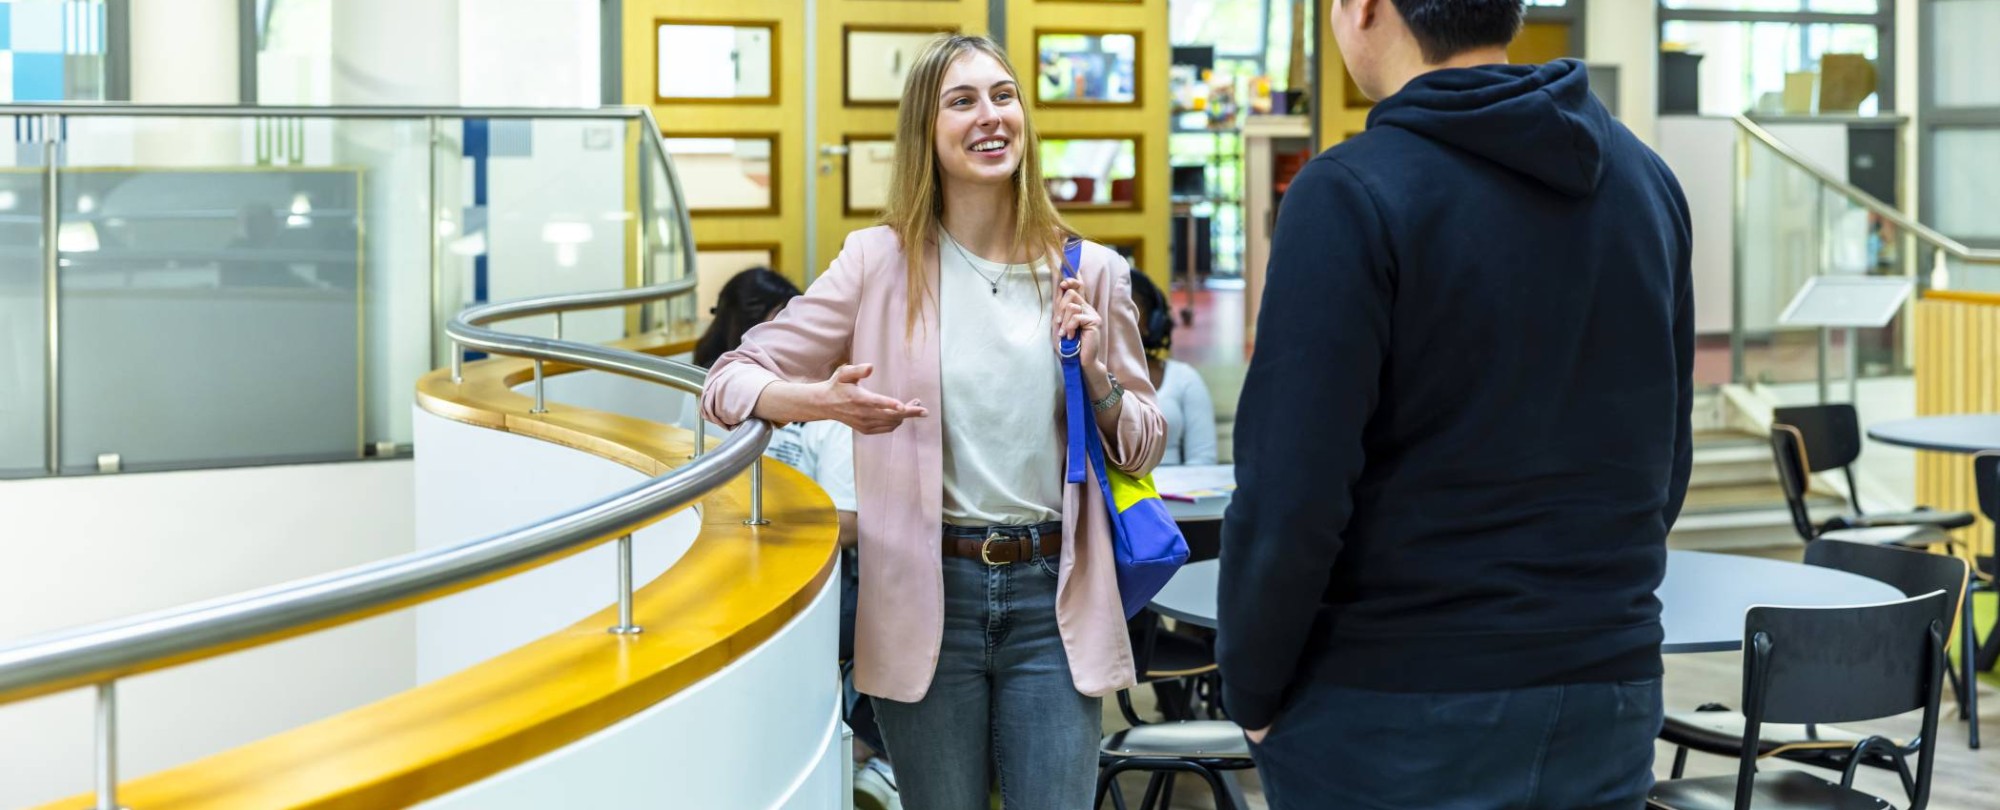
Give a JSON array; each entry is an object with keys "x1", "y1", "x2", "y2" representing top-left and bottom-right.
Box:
[{"x1": 990, "y1": 283, "x2": 999, "y2": 295}]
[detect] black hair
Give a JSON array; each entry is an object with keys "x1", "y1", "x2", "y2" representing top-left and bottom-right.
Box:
[
  {"x1": 694, "y1": 267, "x2": 803, "y2": 368},
  {"x1": 1388, "y1": 0, "x2": 1524, "y2": 64},
  {"x1": 1126, "y1": 269, "x2": 1173, "y2": 358}
]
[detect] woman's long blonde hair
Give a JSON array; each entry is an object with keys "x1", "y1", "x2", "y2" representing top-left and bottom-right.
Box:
[{"x1": 882, "y1": 34, "x2": 1075, "y2": 332}]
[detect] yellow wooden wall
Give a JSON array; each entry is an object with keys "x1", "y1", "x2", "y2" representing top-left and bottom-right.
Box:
[
  {"x1": 1914, "y1": 291, "x2": 2000, "y2": 561},
  {"x1": 1005, "y1": 0, "x2": 1171, "y2": 289},
  {"x1": 1316, "y1": 19, "x2": 1577, "y2": 150},
  {"x1": 624, "y1": 1, "x2": 809, "y2": 283},
  {"x1": 626, "y1": 2, "x2": 1168, "y2": 292},
  {"x1": 812, "y1": 2, "x2": 990, "y2": 276}
]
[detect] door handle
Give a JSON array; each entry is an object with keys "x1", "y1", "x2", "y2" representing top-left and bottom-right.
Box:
[{"x1": 820, "y1": 144, "x2": 851, "y2": 157}]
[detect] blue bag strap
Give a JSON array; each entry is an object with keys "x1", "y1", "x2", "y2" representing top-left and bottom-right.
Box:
[{"x1": 1059, "y1": 238, "x2": 1087, "y2": 485}]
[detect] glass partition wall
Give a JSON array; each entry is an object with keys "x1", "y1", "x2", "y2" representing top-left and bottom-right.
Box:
[{"x1": 0, "y1": 108, "x2": 694, "y2": 478}]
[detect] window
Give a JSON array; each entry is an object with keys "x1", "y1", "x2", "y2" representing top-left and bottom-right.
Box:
[
  {"x1": 1657, "y1": 0, "x2": 1893, "y2": 116},
  {"x1": 1923, "y1": 0, "x2": 2000, "y2": 252},
  {"x1": 0, "y1": 0, "x2": 110, "y2": 102}
]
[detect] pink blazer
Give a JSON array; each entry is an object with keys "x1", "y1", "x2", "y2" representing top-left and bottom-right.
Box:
[{"x1": 701, "y1": 225, "x2": 1166, "y2": 701}]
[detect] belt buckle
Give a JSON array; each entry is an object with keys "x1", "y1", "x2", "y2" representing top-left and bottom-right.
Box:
[{"x1": 980, "y1": 531, "x2": 1005, "y2": 566}]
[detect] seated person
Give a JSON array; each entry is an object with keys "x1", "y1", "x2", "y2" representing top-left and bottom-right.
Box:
[
  {"x1": 1129, "y1": 270, "x2": 1217, "y2": 465},
  {"x1": 694, "y1": 267, "x2": 892, "y2": 806}
]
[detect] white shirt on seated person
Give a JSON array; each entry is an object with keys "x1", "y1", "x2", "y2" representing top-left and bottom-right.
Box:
[{"x1": 1156, "y1": 358, "x2": 1217, "y2": 466}]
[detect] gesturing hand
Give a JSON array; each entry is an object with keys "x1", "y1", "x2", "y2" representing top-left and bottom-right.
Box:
[{"x1": 819, "y1": 364, "x2": 927, "y2": 434}]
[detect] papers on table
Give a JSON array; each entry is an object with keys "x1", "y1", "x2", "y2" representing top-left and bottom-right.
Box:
[{"x1": 1153, "y1": 464, "x2": 1235, "y2": 502}]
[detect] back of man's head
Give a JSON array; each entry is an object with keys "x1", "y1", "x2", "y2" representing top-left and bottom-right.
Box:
[{"x1": 1389, "y1": 0, "x2": 1524, "y2": 64}]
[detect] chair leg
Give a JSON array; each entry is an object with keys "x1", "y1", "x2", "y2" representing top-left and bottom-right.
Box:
[
  {"x1": 1965, "y1": 590, "x2": 1982, "y2": 749},
  {"x1": 1158, "y1": 773, "x2": 1177, "y2": 809},
  {"x1": 1138, "y1": 772, "x2": 1165, "y2": 810},
  {"x1": 1891, "y1": 753, "x2": 1916, "y2": 802},
  {"x1": 1094, "y1": 762, "x2": 1122, "y2": 810},
  {"x1": 1191, "y1": 764, "x2": 1241, "y2": 810},
  {"x1": 1670, "y1": 746, "x2": 1689, "y2": 779}
]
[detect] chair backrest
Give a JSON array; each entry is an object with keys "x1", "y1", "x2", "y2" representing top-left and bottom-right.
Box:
[
  {"x1": 1773, "y1": 404, "x2": 1863, "y2": 473},
  {"x1": 1976, "y1": 451, "x2": 1999, "y2": 523},
  {"x1": 1770, "y1": 426, "x2": 1818, "y2": 541},
  {"x1": 1803, "y1": 539, "x2": 1968, "y2": 636},
  {"x1": 1737, "y1": 591, "x2": 1948, "y2": 810}
]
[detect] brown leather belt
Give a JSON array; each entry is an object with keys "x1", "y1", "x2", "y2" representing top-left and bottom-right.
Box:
[{"x1": 941, "y1": 522, "x2": 1063, "y2": 565}]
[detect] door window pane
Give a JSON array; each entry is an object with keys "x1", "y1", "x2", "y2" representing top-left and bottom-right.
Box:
[
  {"x1": 1931, "y1": 128, "x2": 2000, "y2": 241},
  {"x1": 1932, "y1": 0, "x2": 2000, "y2": 108}
]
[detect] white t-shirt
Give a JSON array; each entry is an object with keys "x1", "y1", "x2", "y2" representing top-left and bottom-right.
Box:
[
  {"x1": 764, "y1": 420, "x2": 858, "y2": 512},
  {"x1": 1157, "y1": 359, "x2": 1218, "y2": 466},
  {"x1": 937, "y1": 231, "x2": 1064, "y2": 526}
]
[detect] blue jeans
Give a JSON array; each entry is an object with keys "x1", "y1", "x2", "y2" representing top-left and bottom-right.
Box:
[
  {"x1": 1251, "y1": 678, "x2": 1664, "y2": 810},
  {"x1": 870, "y1": 536, "x2": 1103, "y2": 810}
]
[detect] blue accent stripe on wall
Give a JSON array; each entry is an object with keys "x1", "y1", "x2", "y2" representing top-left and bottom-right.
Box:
[
  {"x1": 464, "y1": 118, "x2": 489, "y2": 303},
  {"x1": 462, "y1": 118, "x2": 491, "y2": 363}
]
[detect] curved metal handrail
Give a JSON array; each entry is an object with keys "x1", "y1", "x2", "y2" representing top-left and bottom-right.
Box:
[
  {"x1": 0, "y1": 280, "x2": 767, "y2": 706},
  {"x1": 1734, "y1": 115, "x2": 2000, "y2": 267}
]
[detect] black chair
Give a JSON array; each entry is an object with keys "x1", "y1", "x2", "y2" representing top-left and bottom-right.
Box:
[
  {"x1": 1115, "y1": 610, "x2": 1219, "y2": 725},
  {"x1": 1773, "y1": 405, "x2": 1977, "y2": 537},
  {"x1": 1661, "y1": 541, "x2": 1971, "y2": 784},
  {"x1": 1095, "y1": 613, "x2": 1251, "y2": 810},
  {"x1": 1647, "y1": 589, "x2": 1950, "y2": 810},
  {"x1": 1771, "y1": 426, "x2": 1950, "y2": 548}
]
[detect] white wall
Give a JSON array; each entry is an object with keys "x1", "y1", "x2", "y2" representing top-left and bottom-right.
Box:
[
  {"x1": 411, "y1": 373, "x2": 841, "y2": 809},
  {"x1": 460, "y1": 0, "x2": 600, "y2": 107},
  {"x1": 1656, "y1": 116, "x2": 1735, "y2": 335},
  {"x1": 415, "y1": 576, "x2": 844, "y2": 810},
  {"x1": 0, "y1": 461, "x2": 418, "y2": 808},
  {"x1": 412, "y1": 404, "x2": 696, "y2": 680},
  {"x1": 1587, "y1": 0, "x2": 1659, "y2": 146}
]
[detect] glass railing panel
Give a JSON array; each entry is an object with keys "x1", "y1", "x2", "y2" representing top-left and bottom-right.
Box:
[
  {"x1": 1736, "y1": 136, "x2": 1829, "y2": 386},
  {"x1": 0, "y1": 117, "x2": 51, "y2": 478},
  {"x1": 3, "y1": 108, "x2": 695, "y2": 479},
  {"x1": 440, "y1": 117, "x2": 639, "y2": 348},
  {"x1": 640, "y1": 127, "x2": 695, "y2": 335},
  {"x1": 54, "y1": 115, "x2": 428, "y2": 472},
  {"x1": 1735, "y1": 127, "x2": 1924, "y2": 390}
]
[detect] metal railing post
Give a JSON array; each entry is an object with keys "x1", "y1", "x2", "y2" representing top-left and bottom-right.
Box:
[
  {"x1": 746, "y1": 457, "x2": 769, "y2": 526},
  {"x1": 1730, "y1": 127, "x2": 1749, "y2": 386},
  {"x1": 554, "y1": 313, "x2": 564, "y2": 341},
  {"x1": 95, "y1": 681, "x2": 119, "y2": 810},
  {"x1": 694, "y1": 419, "x2": 706, "y2": 459},
  {"x1": 531, "y1": 360, "x2": 547, "y2": 414},
  {"x1": 608, "y1": 534, "x2": 642, "y2": 635},
  {"x1": 450, "y1": 341, "x2": 463, "y2": 383},
  {"x1": 43, "y1": 113, "x2": 62, "y2": 475},
  {"x1": 1814, "y1": 189, "x2": 1829, "y2": 404}
]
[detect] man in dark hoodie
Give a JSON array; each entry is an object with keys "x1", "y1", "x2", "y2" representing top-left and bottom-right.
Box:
[{"x1": 1217, "y1": 1, "x2": 1692, "y2": 807}]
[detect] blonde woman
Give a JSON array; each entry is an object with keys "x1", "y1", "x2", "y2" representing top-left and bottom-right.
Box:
[{"x1": 700, "y1": 34, "x2": 1164, "y2": 809}]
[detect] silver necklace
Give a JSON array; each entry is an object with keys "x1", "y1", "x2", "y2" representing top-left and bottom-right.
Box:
[{"x1": 944, "y1": 232, "x2": 1008, "y2": 295}]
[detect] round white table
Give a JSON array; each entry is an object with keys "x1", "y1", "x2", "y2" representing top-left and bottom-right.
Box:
[
  {"x1": 1866, "y1": 414, "x2": 2000, "y2": 454},
  {"x1": 1149, "y1": 550, "x2": 1904, "y2": 654}
]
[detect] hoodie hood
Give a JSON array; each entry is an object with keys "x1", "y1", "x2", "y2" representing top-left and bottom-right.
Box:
[{"x1": 1367, "y1": 59, "x2": 1611, "y2": 198}]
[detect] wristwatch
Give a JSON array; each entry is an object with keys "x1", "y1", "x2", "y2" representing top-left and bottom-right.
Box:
[{"x1": 1091, "y1": 372, "x2": 1125, "y2": 413}]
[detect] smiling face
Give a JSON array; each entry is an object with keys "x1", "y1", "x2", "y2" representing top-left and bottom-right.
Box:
[{"x1": 932, "y1": 50, "x2": 1025, "y2": 192}]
